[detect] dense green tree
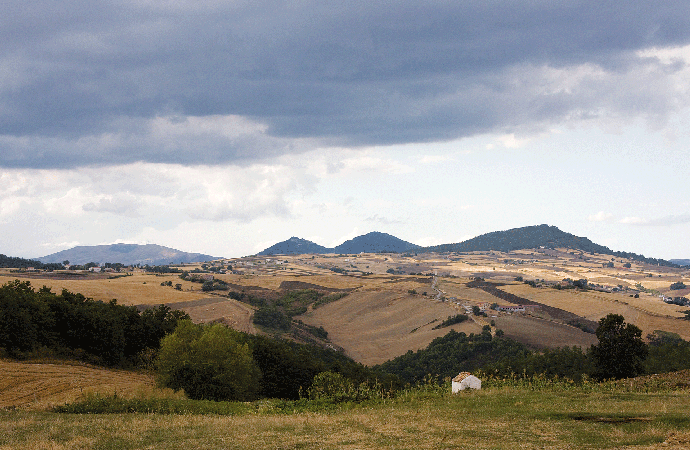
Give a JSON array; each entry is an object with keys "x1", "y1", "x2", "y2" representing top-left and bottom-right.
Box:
[
  {"x1": 645, "y1": 331, "x2": 690, "y2": 373},
  {"x1": 253, "y1": 307, "x2": 291, "y2": 330},
  {"x1": 0, "y1": 281, "x2": 55, "y2": 356},
  {"x1": 590, "y1": 314, "x2": 648, "y2": 380},
  {"x1": 155, "y1": 321, "x2": 261, "y2": 401}
]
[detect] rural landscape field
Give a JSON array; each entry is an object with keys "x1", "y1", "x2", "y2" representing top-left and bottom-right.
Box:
[
  {"x1": 4, "y1": 245, "x2": 688, "y2": 363},
  {"x1": 5, "y1": 1, "x2": 690, "y2": 447},
  {"x1": 2, "y1": 234, "x2": 690, "y2": 448}
]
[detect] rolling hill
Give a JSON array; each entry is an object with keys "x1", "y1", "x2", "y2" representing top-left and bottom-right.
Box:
[
  {"x1": 38, "y1": 243, "x2": 217, "y2": 266},
  {"x1": 334, "y1": 232, "x2": 417, "y2": 254},
  {"x1": 258, "y1": 232, "x2": 417, "y2": 255},
  {"x1": 258, "y1": 225, "x2": 676, "y2": 267},
  {"x1": 422, "y1": 224, "x2": 677, "y2": 267},
  {"x1": 258, "y1": 237, "x2": 330, "y2": 255}
]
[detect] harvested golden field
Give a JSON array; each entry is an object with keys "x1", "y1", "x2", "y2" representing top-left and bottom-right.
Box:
[
  {"x1": 493, "y1": 315, "x2": 599, "y2": 349},
  {"x1": 0, "y1": 272, "x2": 209, "y2": 306},
  {"x1": 169, "y1": 297, "x2": 257, "y2": 333},
  {"x1": 212, "y1": 272, "x2": 368, "y2": 291},
  {"x1": 0, "y1": 360, "x2": 170, "y2": 410},
  {"x1": 500, "y1": 284, "x2": 690, "y2": 340},
  {"x1": 0, "y1": 272, "x2": 256, "y2": 332},
  {"x1": 299, "y1": 290, "x2": 481, "y2": 365},
  {"x1": 502, "y1": 283, "x2": 681, "y2": 317}
]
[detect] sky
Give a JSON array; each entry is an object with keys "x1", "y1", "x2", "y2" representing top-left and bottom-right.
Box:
[{"x1": 1, "y1": 1, "x2": 690, "y2": 261}]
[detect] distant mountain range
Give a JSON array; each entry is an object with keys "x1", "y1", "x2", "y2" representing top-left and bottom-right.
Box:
[
  {"x1": 258, "y1": 225, "x2": 680, "y2": 267},
  {"x1": 1, "y1": 225, "x2": 682, "y2": 268},
  {"x1": 38, "y1": 244, "x2": 217, "y2": 266},
  {"x1": 258, "y1": 232, "x2": 418, "y2": 255}
]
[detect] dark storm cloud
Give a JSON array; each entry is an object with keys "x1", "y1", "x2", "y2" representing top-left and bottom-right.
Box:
[{"x1": 2, "y1": 0, "x2": 690, "y2": 168}]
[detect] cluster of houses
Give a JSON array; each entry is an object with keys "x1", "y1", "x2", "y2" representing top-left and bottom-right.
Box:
[{"x1": 451, "y1": 300, "x2": 541, "y2": 315}]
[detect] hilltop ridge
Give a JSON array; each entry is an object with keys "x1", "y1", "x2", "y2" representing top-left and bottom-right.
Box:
[
  {"x1": 424, "y1": 224, "x2": 676, "y2": 267},
  {"x1": 257, "y1": 225, "x2": 677, "y2": 266},
  {"x1": 258, "y1": 232, "x2": 417, "y2": 255}
]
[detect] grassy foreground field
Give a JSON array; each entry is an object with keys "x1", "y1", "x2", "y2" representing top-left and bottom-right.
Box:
[
  {"x1": 1, "y1": 384, "x2": 689, "y2": 449},
  {"x1": 1, "y1": 360, "x2": 689, "y2": 450}
]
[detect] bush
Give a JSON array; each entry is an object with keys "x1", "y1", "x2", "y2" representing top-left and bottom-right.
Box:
[
  {"x1": 670, "y1": 281, "x2": 687, "y2": 290},
  {"x1": 432, "y1": 314, "x2": 469, "y2": 329},
  {"x1": 155, "y1": 321, "x2": 261, "y2": 401},
  {"x1": 306, "y1": 371, "x2": 386, "y2": 403}
]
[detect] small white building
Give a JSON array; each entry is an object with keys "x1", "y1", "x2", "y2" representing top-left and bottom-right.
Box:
[{"x1": 452, "y1": 372, "x2": 481, "y2": 393}]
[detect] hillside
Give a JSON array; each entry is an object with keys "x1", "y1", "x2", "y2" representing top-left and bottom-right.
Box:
[
  {"x1": 423, "y1": 224, "x2": 676, "y2": 267},
  {"x1": 258, "y1": 237, "x2": 331, "y2": 255},
  {"x1": 258, "y1": 225, "x2": 676, "y2": 268},
  {"x1": 334, "y1": 232, "x2": 417, "y2": 254},
  {"x1": 38, "y1": 243, "x2": 217, "y2": 266},
  {"x1": 258, "y1": 231, "x2": 417, "y2": 255}
]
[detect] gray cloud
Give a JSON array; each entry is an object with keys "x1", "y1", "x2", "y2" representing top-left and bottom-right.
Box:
[{"x1": 3, "y1": 1, "x2": 690, "y2": 168}]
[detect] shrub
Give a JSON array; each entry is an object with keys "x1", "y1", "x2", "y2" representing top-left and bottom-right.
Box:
[
  {"x1": 432, "y1": 314, "x2": 469, "y2": 329},
  {"x1": 306, "y1": 371, "x2": 386, "y2": 403},
  {"x1": 670, "y1": 281, "x2": 687, "y2": 290},
  {"x1": 155, "y1": 321, "x2": 261, "y2": 401}
]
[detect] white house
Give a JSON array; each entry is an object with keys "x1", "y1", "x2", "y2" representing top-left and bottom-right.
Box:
[{"x1": 452, "y1": 372, "x2": 481, "y2": 393}]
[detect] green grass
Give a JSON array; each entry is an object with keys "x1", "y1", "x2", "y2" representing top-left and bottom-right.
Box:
[{"x1": 1, "y1": 379, "x2": 688, "y2": 449}]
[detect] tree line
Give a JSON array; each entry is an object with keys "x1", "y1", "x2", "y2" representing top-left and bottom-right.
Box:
[
  {"x1": 0, "y1": 254, "x2": 63, "y2": 271},
  {"x1": 0, "y1": 280, "x2": 187, "y2": 366}
]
